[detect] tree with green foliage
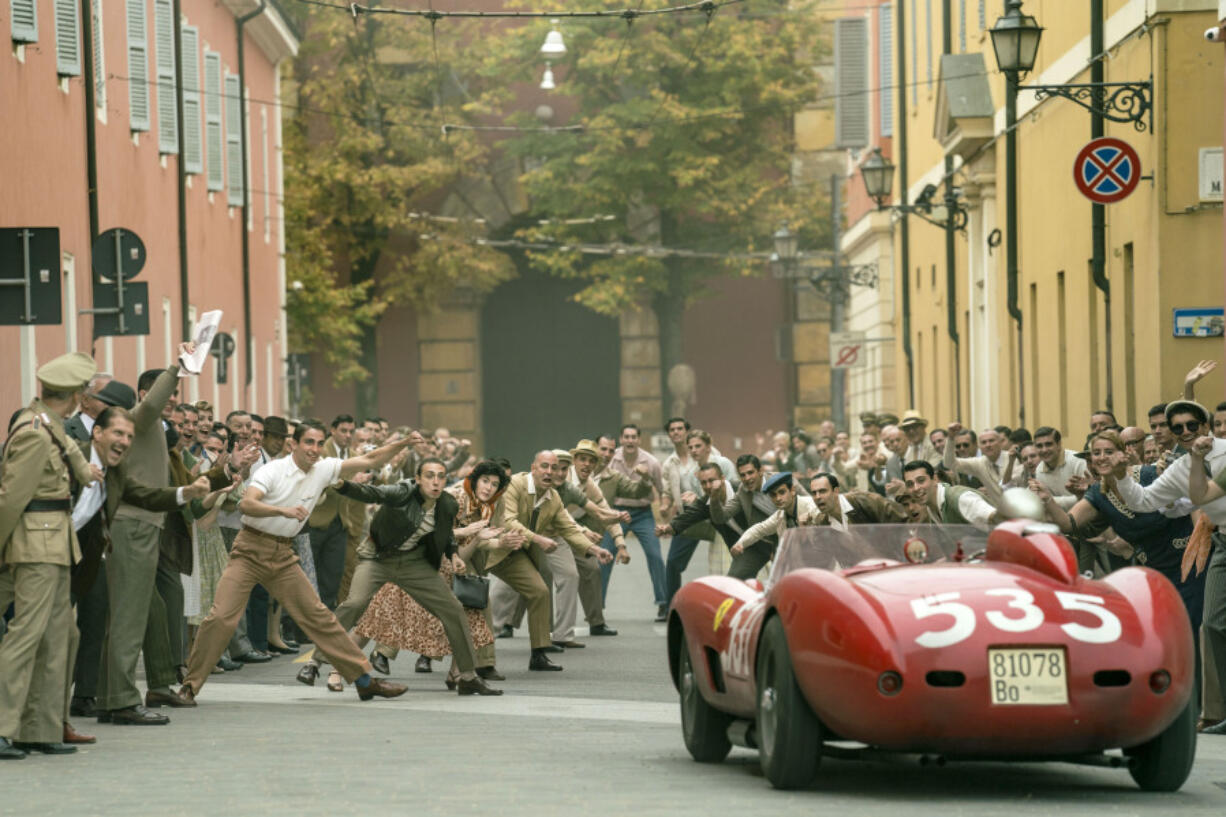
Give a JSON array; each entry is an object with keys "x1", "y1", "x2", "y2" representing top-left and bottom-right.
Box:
[
  {"x1": 482, "y1": 1, "x2": 824, "y2": 381},
  {"x1": 284, "y1": 5, "x2": 513, "y2": 418}
]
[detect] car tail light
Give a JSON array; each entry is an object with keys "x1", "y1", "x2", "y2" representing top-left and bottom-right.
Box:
[
  {"x1": 1148, "y1": 670, "x2": 1171, "y2": 694},
  {"x1": 877, "y1": 671, "x2": 903, "y2": 696}
]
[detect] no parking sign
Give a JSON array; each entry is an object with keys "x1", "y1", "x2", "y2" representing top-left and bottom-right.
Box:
[{"x1": 1073, "y1": 137, "x2": 1141, "y2": 204}]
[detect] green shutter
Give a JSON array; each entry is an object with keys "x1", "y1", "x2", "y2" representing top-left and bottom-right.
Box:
[
  {"x1": 126, "y1": 0, "x2": 150, "y2": 132},
  {"x1": 180, "y1": 24, "x2": 201, "y2": 173},
  {"x1": 54, "y1": 0, "x2": 81, "y2": 76},
  {"x1": 204, "y1": 51, "x2": 224, "y2": 191},
  {"x1": 224, "y1": 73, "x2": 243, "y2": 205},
  {"x1": 11, "y1": 0, "x2": 38, "y2": 43},
  {"x1": 153, "y1": 0, "x2": 176, "y2": 152}
]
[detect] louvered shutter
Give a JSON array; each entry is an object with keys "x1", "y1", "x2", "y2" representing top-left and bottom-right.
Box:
[
  {"x1": 153, "y1": 0, "x2": 177, "y2": 152},
  {"x1": 204, "y1": 52, "x2": 224, "y2": 191},
  {"x1": 91, "y1": 0, "x2": 105, "y2": 107},
  {"x1": 127, "y1": 0, "x2": 150, "y2": 132},
  {"x1": 834, "y1": 17, "x2": 869, "y2": 149},
  {"x1": 11, "y1": 0, "x2": 38, "y2": 42},
  {"x1": 879, "y1": 5, "x2": 893, "y2": 138},
  {"x1": 180, "y1": 25, "x2": 202, "y2": 172},
  {"x1": 54, "y1": 0, "x2": 81, "y2": 75},
  {"x1": 224, "y1": 73, "x2": 243, "y2": 205}
]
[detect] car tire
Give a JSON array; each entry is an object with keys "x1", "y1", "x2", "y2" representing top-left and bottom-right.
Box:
[
  {"x1": 678, "y1": 632, "x2": 732, "y2": 763},
  {"x1": 1126, "y1": 696, "x2": 1197, "y2": 792},
  {"x1": 756, "y1": 615, "x2": 822, "y2": 790}
]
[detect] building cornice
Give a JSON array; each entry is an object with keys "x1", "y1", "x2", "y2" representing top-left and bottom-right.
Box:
[{"x1": 222, "y1": 1, "x2": 300, "y2": 63}]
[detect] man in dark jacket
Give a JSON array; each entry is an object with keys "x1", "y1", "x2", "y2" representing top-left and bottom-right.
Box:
[{"x1": 299, "y1": 457, "x2": 501, "y2": 696}]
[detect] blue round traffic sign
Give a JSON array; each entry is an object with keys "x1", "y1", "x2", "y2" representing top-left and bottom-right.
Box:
[{"x1": 1073, "y1": 138, "x2": 1140, "y2": 204}]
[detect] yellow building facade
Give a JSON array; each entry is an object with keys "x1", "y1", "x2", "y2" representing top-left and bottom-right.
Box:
[{"x1": 840, "y1": 0, "x2": 1224, "y2": 435}]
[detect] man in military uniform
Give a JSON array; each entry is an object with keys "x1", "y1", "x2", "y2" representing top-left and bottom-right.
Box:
[{"x1": 0, "y1": 352, "x2": 100, "y2": 759}]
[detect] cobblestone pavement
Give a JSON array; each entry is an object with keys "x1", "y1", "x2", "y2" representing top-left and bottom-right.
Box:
[{"x1": 9, "y1": 540, "x2": 1226, "y2": 816}]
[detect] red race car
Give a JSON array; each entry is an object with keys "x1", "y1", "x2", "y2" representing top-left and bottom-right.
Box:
[{"x1": 667, "y1": 518, "x2": 1197, "y2": 791}]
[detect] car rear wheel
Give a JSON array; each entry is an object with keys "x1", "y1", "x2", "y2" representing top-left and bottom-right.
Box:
[
  {"x1": 678, "y1": 632, "x2": 732, "y2": 763},
  {"x1": 756, "y1": 615, "x2": 822, "y2": 789},
  {"x1": 1126, "y1": 697, "x2": 1197, "y2": 792}
]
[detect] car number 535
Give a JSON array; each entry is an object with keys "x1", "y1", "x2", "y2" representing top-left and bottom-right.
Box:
[{"x1": 909, "y1": 589, "x2": 1122, "y2": 648}]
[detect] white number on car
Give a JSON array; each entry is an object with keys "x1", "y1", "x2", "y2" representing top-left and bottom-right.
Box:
[
  {"x1": 910, "y1": 593, "x2": 978, "y2": 648},
  {"x1": 1054, "y1": 591, "x2": 1122, "y2": 644},
  {"x1": 912, "y1": 589, "x2": 1122, "y2": 647},
  {"x1": 983, "y1": 588, "x2": 1044, "y2": 633}
]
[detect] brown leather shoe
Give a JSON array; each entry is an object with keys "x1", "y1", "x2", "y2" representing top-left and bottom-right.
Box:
[
  {"x1": 146, "y1": 688, "x2": 196, "y2": 708},
  {"x1": 456, "y1": 676, "x2": 503, "y2": 696},
  {"x1": 177, "y1": 685, "x2": 196, "y2": 705},
  {"x1": 357, "y1": 678, "x2": 408, "y2": 701},
  {"x1": 62, "y1": 722, "x2": 96, "y2": 745}
]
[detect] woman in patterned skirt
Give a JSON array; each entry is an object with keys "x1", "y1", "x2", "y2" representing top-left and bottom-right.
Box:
[{"x1": 355, "y1": 460, "x2": 517, "y2": 686}]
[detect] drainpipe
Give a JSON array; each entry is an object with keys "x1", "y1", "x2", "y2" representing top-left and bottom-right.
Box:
[
  {"x1": 80, "y1": 1, "x2": 99, "y2": 269},
  {"x1": 898, "y1": 0, "x2": 914, "y2": 405},
  {"x1": 237, "y1": 0, "x2": 267, "y2": 390},
  {"x1": 174, "y1": 0, "x2": 190, "y2": 339},
  {"x1": 1090, "y1": 0, "x2": 1111, "y2": 413},
  {"x1": 943, "y1": 0, "x2": 960, "y2": 420}
]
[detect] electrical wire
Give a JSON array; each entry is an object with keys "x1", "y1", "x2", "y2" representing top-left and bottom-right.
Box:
[{"x1": 294, "y1": 0, "x2": 743, "y2": 20}]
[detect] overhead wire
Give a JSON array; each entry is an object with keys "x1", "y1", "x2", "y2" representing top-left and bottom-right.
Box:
[{"x1": 293, "y1": 0, "x2": 743, "y2": 20}]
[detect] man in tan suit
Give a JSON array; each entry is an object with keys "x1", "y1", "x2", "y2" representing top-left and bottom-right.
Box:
[
  {"x1": 941, "y1": 422, "x2": 1013, "y2": 508},
  {"x1": 493, "y1": 451, "x2": 613, "y2": 671},
  {"x1": 0, "y1": 353, "x2": 100, "y2": 758}
]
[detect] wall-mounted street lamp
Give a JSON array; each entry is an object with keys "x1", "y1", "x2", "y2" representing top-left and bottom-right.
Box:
[
  {"x1": 859, "y1": 148, "x2": 968, "y2": 231},
  {"x1": 990, "y1": 0, "x2": 1151, "y2": 131}
]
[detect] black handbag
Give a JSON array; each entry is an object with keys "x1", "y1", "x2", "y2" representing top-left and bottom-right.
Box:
[{"x1": 452, "y1": 573, "x2": 489, "y2": 609}]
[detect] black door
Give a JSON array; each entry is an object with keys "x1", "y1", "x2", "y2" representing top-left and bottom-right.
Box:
[{"x1": 480, "y1": 268, "x2": 620, "y2": 470}]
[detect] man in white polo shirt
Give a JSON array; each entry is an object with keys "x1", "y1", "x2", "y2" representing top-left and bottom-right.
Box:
[{"x1": 178, "y1": 421, "x2": 419, "y2": 703}]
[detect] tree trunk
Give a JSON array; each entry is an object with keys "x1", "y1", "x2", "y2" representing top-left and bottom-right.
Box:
[
  {"x1": 653, "y1": 264, "x2": 685, "y2": 419},
  {"x1": 350, "y1": 246, "x2": 381, "y2": 420}
]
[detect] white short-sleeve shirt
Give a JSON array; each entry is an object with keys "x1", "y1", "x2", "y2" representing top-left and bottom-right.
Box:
[{"x1": 241, "y1": 456, "x2": 344, "y2": 537}]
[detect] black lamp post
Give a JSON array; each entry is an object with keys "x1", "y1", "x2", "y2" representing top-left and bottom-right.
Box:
[{"x1": 990, "y1": 0, "x2": 1040, "y2": 427}]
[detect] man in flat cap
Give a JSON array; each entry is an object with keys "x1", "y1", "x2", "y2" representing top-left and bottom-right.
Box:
[
  {"x1": 0, "y1": 352, "x2": 101, "y2": 758},
  {"x1": 727, "y1": 472, "x2": 818, "y2": 559}
]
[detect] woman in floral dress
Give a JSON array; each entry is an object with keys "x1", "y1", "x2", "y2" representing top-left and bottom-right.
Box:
[{"x1": 354, "y1": 461, "x2": 517, "y2": 686}]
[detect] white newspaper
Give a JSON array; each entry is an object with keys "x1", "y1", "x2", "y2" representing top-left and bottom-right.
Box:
[{"x1": 179, "y1": 309, "x2": 223, "y2": 377}]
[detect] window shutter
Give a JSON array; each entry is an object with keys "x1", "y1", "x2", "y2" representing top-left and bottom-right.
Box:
[
  {"x1": 91, "y1": 0, "x2": 105, "y2": 107},
  {"x1": 204, "y1": 51, "x2": 224, "y2": 191},
  {"x1": 879, "y1": 6, "x2": 893, "y2": 138},
  {"x1": 153, "y1": 0, "x2": 177, "y2": 153},
  {"x1": 834, "y1": 17, "x2": 869, "y2": 149},
  {"x1": 180, "y1": 24, "x2": 202, "y2": 173},
  {"x1": 54, "y1": 0, "x2": 81, "y2": 75},
  {"x1": 925, "y1": 0, "x2": 933, "y2": 87},
  {"x1": 958, "y1": 0, "x2": 967, "y2": 52},
  {"x1": 126, "y1": 0, "x2": 150, "y2": 132},
  {"x1": 224, "y1": 73, "x2": 243, "y2": 205},
  {"x1": 11, "y1": 0, "x2": 38, "y2": 43}
]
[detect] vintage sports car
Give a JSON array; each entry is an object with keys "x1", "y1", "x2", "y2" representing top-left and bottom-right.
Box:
[{"x1": 667, "y1": 516, "x2": 1196, "y2": 791}]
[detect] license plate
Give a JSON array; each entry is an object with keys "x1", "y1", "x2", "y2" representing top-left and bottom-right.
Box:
[{"x1": 988, "y1": 647, "x2": 1068, "y2": 705}]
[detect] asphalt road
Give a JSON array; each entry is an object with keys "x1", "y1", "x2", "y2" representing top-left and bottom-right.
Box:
[{"x1": 10, "y1": 538, "x2": 1226, "y2": 816}]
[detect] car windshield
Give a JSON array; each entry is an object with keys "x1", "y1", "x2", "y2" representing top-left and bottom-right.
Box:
[{"x1": 766, "y1": 524, "x2": 990, "y2": 587}]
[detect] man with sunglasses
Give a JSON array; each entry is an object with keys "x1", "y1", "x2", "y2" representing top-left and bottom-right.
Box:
[
  {"x1": 1114, "y1": 401, "x2": 1225, "y2": 517},
  {"x1": 1116, "y1": 399, "x2": 1226, "y2": 737}
]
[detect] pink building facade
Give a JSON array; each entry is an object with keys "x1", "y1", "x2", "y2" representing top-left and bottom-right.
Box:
[{"x1": 1, "y1": 0, "x2": 296, "y2": 417}]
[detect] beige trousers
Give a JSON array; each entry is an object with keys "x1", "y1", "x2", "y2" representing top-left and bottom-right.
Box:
[
  {"x1": 487, "y1": 550, "x2": 551, "y2": 650},
  {"x1": 183, "y1": 528, "x2": 372, "y2": 695},
  {"x1": 0, "y1": 563, "x2": 72, "y2": 743}
]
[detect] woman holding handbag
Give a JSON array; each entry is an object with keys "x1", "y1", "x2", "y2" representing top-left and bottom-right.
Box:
[{"x1": 354, "y1": 460, "x2": 523, "y2": 687}]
